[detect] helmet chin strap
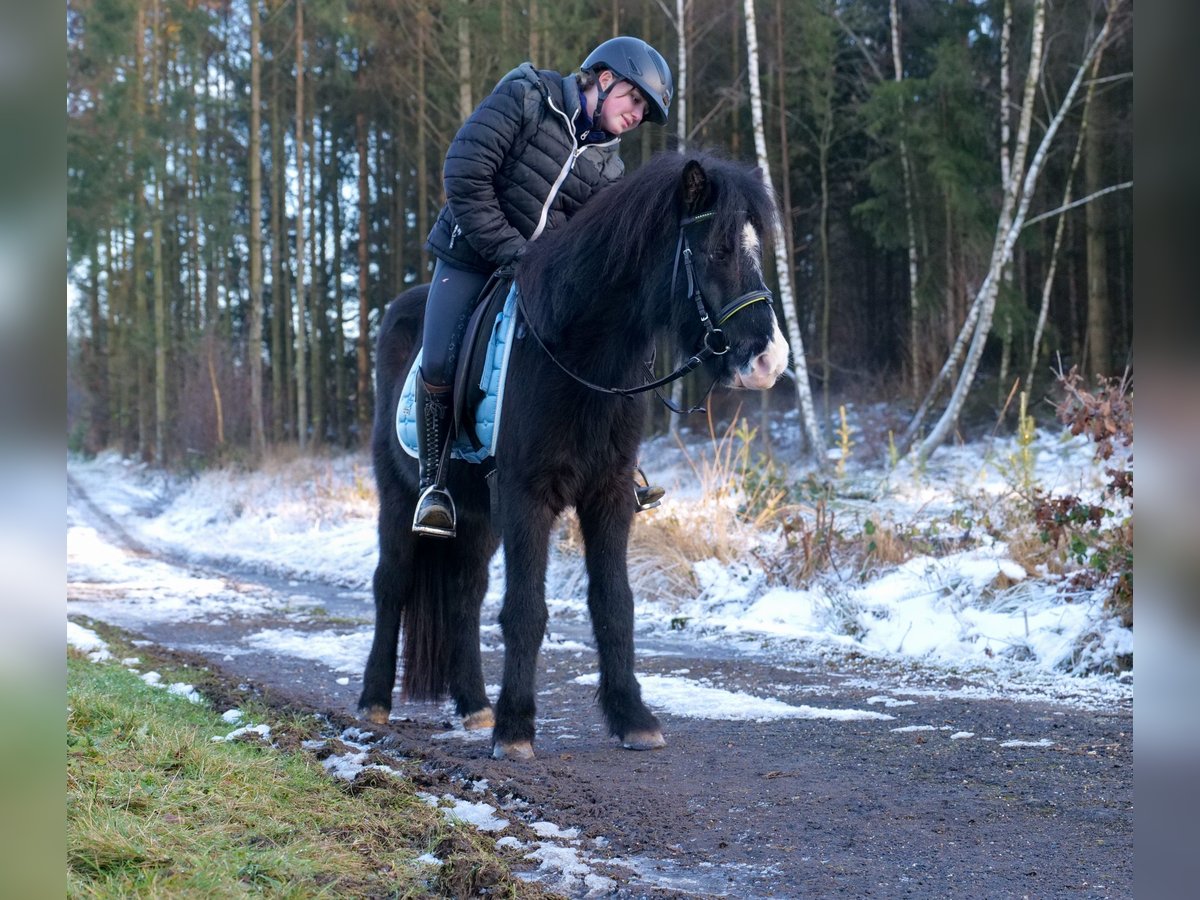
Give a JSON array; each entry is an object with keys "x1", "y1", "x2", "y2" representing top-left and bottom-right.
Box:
[{"x1": 586, "y1": 76, "x2": 618, "y2": 140}]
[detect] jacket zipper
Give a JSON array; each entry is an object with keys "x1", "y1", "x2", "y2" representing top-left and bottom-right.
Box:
[
  {"x1": 449, "y1": 224, "x2": 462, "y2": 248},
  {"x1": 531, "y1": 94, "x2": 618, "y2": 242}
]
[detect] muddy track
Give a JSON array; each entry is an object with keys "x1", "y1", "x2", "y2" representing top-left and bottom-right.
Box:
[{"x1": 68, "y1": 478, "x2": 1132, "y2": 899}]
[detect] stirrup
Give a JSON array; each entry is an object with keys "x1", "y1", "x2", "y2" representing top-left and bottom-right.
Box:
[
  {"x1": 634, "y1": 467, "x2": 665, "y2": 513},
  {"x1": 413, "y1": 485, "x2": 457, "y2": 538}
]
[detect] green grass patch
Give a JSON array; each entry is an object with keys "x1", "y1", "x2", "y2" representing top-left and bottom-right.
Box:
[{"x1": 66, "y1": 651, "x2": 550, "y2": 898}]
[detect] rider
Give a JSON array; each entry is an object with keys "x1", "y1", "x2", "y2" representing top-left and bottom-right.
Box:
[{"x1": 414, "y1": 37, "x2": 673, "y2": 538}]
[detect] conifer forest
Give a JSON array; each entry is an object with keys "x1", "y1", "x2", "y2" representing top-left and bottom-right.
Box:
[{"x1": 66, "y1": 0, "x2": 1132, "y2": 464}]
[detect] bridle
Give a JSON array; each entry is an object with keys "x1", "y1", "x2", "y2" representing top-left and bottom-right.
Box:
[{"x1": 513, "y1": 209, "x2": 774, "y2": 405}]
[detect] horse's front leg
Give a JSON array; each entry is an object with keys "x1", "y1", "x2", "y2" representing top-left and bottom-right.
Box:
[
  {"x1": 577, "y1": 480, "x2": 665, "y2": 750},
  {"x1": 493, "y1": 496, "x2": 554, "y2": 760}
]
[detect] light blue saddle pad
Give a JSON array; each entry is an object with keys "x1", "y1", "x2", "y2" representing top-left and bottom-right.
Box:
[{"x1": 396, "y1": 284, "x2": 520, "y2": 464}]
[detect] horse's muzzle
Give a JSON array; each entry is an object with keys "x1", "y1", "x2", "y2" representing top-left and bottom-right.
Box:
[{"x1": 732, "y1": 322, "x2": 789, "y2": 389}]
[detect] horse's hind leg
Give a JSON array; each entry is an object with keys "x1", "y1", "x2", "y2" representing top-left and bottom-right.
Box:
[
  {"x1": 577, "y1": 484, "x2": 665, "y2": 750},
  {"x1": 492, "y1": 494, "x2": 554, "y2": 760},
  {"x1": 358, "y1": 485, "x2": 416, "y2": 725},
  {"x1": 447, "y1": 521, "x2": 500, "y2": 730}
]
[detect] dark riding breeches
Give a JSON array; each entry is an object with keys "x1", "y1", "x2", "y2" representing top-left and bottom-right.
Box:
[{"x1": 420, "y1": 258, "x2": 493, "y2": 388}]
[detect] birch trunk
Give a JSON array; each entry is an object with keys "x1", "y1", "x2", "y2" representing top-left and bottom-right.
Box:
[
  {"x1": 416, "y1": 3, "x2": 431, "y2": 277},
  {"x1": 676, "y1": 0, "x2": 687, "y2": 150},
  {"x1": 916, "y1": 2, "x2": 1114, "y2": 460},
  {"x1": 308, "y1": 116, "x2": 324, "y2": 444},
  {"x1": 294, "y1": 0, "x2": 309, "y2": 449},
  {"x1": 889, "y1": 0, "x2": 921, "y2": 396},
  {"x1": 152, "y1": 175, "x2": 168, "y2": 461},
  {"x1": 669, "y1": 0, "x2": 689, "y2": 427},
  {"x1": 356, "y1": 87, "x2": 372, "y2": 435},
  {"x1": 331, "y1": 126, "x2": 347, "y2": 446},
  {"x1": 743, "y1": 0, "x2": 825, "y2": 459},
  {"x1": 996, "y1": 0, "x2": 1014, "y2": 404},
  {"x1": 458, "y1": 3, "x2": 472, "y2": 122},
  {"x1": 269, "y1": 52, "x2": 286, "y2": 442},
  {"x1": 248, "y1": 0, "x2": 266, "y2": 458}
]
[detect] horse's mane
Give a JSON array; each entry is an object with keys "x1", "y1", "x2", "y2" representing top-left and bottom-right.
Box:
[{"x1": 517, "y1": 151, "x2": 777, "y2": 337}]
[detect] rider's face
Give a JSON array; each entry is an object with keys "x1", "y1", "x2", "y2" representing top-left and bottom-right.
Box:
[{"x1": 596, "y1": 72, "x2": 648, "y2": 135}]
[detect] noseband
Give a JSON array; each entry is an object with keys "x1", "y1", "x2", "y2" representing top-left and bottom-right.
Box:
[{"x1": 515, "y1": 209, "x2": 774, "y2": 402}]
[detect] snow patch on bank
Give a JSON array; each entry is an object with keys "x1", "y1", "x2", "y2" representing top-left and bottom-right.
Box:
[
  {"x1": 573, "y1": 673, "x2": 892, "y2": 722},
  {"x1": 242, "y1": 627, "x2": 372, "y2": 674}
]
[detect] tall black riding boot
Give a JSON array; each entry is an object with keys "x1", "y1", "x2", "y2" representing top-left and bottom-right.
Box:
[{"x1": 413, "y1": 378, "x2": 456, "y2": 538}]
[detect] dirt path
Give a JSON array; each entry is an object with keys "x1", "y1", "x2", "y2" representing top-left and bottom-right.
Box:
[{"x1": 68, "y1": 478, "x2": 1132, "y2": 899}]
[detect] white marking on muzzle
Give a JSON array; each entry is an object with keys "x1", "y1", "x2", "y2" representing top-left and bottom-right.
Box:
[{"x1": 734, "y1": 318, "x2": 789, "y2": 390}]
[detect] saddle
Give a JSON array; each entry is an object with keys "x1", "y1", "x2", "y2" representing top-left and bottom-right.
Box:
[{"x1": 396, "y1": 274, "x2": 521, "y2": 464}]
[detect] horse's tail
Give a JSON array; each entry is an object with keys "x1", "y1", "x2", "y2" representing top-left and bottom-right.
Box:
[{"x1": 399, "y1": 539, "x2": 456, "y2": 701}]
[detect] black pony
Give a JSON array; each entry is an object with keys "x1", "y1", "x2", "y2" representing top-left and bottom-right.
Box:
[{"x1": 359, "y1": 152, "x2": 789, "y2": 759}]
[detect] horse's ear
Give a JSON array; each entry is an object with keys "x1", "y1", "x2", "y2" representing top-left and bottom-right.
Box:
[{"x1": 682, "y1": 160, "x2": 711, "y2": 214}]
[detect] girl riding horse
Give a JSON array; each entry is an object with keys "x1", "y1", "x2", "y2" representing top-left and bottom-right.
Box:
[{"x1": 414, "y1": 37, "x2": 673, "y2": 538}]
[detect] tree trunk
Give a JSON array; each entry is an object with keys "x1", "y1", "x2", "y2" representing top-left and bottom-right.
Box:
[
  {"x1": 152, "y1": 175, "x2": 168, "y2": 462},
  {"x1": 889, "y1": 0, "x2": 921, "y2": 397},
  {"x1": 416, "y1": 3, "x2": 431, "y2": 278},
  {"x1": 269, "y1": 45, "x2": 285, "y2": 442},
  {"x1": 458, "y1": 3, "x2": 473, "y2": 121},
  {"x1": 331, "y1": 125, "x2": 347, "y2": 446},
  {"x1": 743, "y1": 0, "x2": 825, "y2": 461},
  {"x1": 1026, "y1": 44, "x2": 1104, "y2": 393},
  {"x1": 996, "y1": 0, "x2": 1014, "y2": 406},
  {"x1": 1084, "y1": 80, "x2": 1110, "y2": 376},
  {"x1": 294, "y1": 0, "x2": 309, "y2": 449},
  {"x1": 248, "y1": 0, "x2": 267, "y2": 459},
  {"x1": 309, "y1": 111, "x2": 325, "y2": 445},
  {"x1": 356, "y1": 91, "x2": 372, "y2": 437},
  {"x1": 676, "y1": 0, "x2": 688, "y2": 150}
]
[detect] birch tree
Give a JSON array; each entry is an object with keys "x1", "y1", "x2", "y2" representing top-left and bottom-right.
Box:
[
  {"x1": 1026, "y1": 44, "x2": 1107, "y2": 393},
  {"x1": 889, "y1": 0, "x2": 921, "y2": 397},
  {"x1": 294, "y1": 0, "x2": 309, "y2": 449},
  {"x1": 743, "y1": 0, "x2": 825, "y2": 459},
  {"x1": 248, "y1": 0, "x2": 267, "y2": 458},
  {"x1": 910, "y1": 0, "x2": 1118, "y2": 460}
]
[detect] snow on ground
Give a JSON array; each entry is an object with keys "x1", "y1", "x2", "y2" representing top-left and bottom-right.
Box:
[
  {"x1": 241, "y1": 628, "x2": 373, "y2": 674},
  {"x1": 573, "y1": 673, "x2": 892, "y2": 722},
  {"x1": 67, "y1": 423, "x2": 1132, "y2": 705},
  {"x1": 67, "y1": 621, "x2": 111, "y2": 661}
]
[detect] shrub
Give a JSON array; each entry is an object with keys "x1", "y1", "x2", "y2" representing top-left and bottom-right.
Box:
[{"x1": 1032, "y1": 367, "x2": 1133, "y2": 627}]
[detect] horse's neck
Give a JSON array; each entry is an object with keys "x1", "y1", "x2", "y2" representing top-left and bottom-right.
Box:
[{"x1": 546, "y1": 287, "x2": 660, "y2": 384}]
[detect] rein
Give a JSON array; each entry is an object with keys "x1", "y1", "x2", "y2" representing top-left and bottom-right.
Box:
[{"x1": 514, "y1": 210, "x2": 774, "y2": 406}]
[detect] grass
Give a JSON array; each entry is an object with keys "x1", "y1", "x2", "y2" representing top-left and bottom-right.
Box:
[{"x1": 66, "y1": 646, "x2": 554, "y2": 899}]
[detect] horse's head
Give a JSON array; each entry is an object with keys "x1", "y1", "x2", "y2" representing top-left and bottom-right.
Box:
[{"x1": 673, "y1": 160, "x2": 789, "y2": 391}]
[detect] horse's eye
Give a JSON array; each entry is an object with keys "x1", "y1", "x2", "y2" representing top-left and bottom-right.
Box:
[{"x1": 708, "y1": 245, "x2": 730, "y2": 262}]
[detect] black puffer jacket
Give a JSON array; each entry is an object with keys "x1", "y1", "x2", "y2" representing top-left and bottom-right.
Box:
[{"x1": 425, "y1": 63, "x2": 625, "y2": 273}]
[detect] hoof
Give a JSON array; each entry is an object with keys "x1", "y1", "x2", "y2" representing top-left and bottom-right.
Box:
[
  {"x1": 492, "y1": 740, "x2": 535, "y2": 760},
  {"x1": 360, "y1": 705, "x2": 391, "y2": 726},
  {"x1": 622, "y1": 730, "x2": 667, "y2": 751},
  {"x1": 462, "y1": 708, "x2": 495, "y2": 731}
]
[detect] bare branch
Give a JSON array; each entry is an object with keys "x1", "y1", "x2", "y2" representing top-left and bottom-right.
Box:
[{"x1": 1023, "y1": 181, "x2": 1132, "y2": 230}]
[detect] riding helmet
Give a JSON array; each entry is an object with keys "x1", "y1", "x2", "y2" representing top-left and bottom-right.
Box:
[{"x1": 582, "y1": 36, "x2": 673, "y2": 125}]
